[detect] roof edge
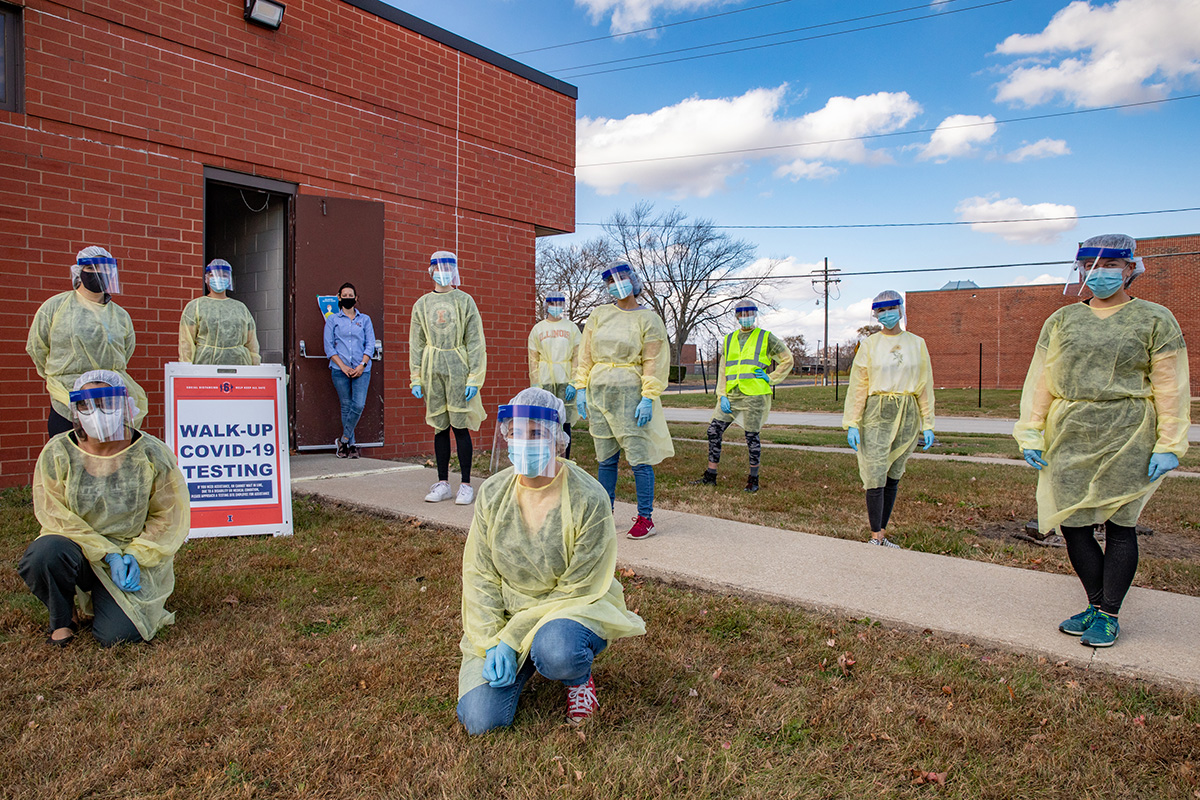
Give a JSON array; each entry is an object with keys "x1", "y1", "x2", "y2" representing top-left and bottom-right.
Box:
[{"x1": 342, "y1": 0, "x2": 578, "y2": 99}]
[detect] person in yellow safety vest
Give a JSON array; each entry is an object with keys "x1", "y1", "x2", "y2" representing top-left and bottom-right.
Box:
[
  {"x1": 693, "y1": 300, "x2": 793, "y2": 492},
  {"x1": 527, "y1": 291, "x2": 581, "y2": 458}
]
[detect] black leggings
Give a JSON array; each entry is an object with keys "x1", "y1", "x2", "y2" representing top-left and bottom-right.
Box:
[
  {"x1": 865, "y1": 477, "x2": 901, "y2": 533},
  {"x1": 563, "y1": 423, "x2": 572, "y2": 460},
  {"x1": 434, "y1": 426, "x2": 473, "y2": 483},
  {"x1": 1061, "y1": 523, "x2": 1139, "y2": 615},
  {"x1": 48, "y1": 408, "x2": 74, "y2": 438}
]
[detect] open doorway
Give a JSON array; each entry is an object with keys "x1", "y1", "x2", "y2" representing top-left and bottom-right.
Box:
[{"x1": 203, "y1": 168, "x2": 296, "y2": 366}]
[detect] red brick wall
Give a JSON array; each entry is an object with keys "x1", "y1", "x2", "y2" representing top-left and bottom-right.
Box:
[
  {"x1": 0, "y1": 0, "x2": 574, "y2": 486},
  {"x1": 907, "y1": 234, "x2": 1200, "y2": 393}
]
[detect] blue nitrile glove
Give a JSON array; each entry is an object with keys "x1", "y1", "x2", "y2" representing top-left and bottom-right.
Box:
[
  {"x1": 120, "y1": 554, "x2": 142, "y2": 592},
  {"x1": 464, "y1": 386, "x2": 478, "y2": 402},
  {"x1": 922, "y1": 429, "x2": 935, "y2": 451},
  {"x1": 104, "y1": 553, "x2": 128, "y2": 588},
  {"x1": 564, "y1": 385, "x2": 576, "y2": 403},
  {"x1": 720, "y1": 396, "x2": 732, "y2": 414},
  {"x1": 482, "y1": 642, "x2": 518, "y2": 688},
  {"x1": 634, "y1": 397, "x2": 653, "y2": 427},
  {"x1": 411, "y1": 385, "x2": 423, "y2": 399},
  {"x1": 753, "y1": 368, "x2": 770, "y2": 382},
  {"x1": 847, "y1": 427, "x2": 860, "y2": 451},
  {"x1": 1148, "y1": 452, "x2": 1179, "y2": 482},
  {"x1": 1023, "y1": 449, "x2": 1047, "y2": 470},
  {"x1": 576, "y1": 388, "x2": 587, "y2": 420}
]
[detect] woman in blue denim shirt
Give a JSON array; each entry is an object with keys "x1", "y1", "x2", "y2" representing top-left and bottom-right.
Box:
[{"x1": 323, "y1": 282, "x2": 374, "y2": 458}]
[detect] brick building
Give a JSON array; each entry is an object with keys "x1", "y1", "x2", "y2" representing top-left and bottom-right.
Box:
[
  {"x1": 906, "y1": 234, "x2": 1200, "y2": 393},
  {"x1": 0, "y1": 0, "x2": 575, "y2": 486}
]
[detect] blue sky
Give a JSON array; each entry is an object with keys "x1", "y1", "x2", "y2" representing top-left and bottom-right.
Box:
[{"x1": 389, "y1": 0, "x2": 1200, "y2": 349}]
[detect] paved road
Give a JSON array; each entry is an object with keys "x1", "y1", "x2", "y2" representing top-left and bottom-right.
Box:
[{"x1": 292, "y1": 454, "x2": 1200, "y2": 692}]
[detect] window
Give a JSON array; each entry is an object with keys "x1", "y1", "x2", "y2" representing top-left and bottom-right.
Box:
[{"x1": 1, "y1": 3, "x2": 22, "y2": 113}]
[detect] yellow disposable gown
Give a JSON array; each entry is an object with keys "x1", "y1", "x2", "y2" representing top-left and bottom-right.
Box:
[
  {"x1": 26, "y1": 290, "x2": 149, "y2": 427},
  {"x1": 842, "y1": 331, "x2": 936, "y2": 489},
  {"x1": 409, "y1": 289, "x2": 487, "y2": 431},
  {"x1": 528, "y1": 317, "x2": 582, "y2": 425},
  {"x1": 179, "y1": 295, "x2": 261, "y2": 365},
  {"x1": 32, "y1": 432, "x2": 190, "y2": 640},
  {"x1": 713, "y1": 329, "x2": 794, "y2": 433},
  {"x1": 458, "y1": 460, "x2": 645, "y2": 698},
  {"x1": 1014, "y1": 299, "x2": 1190, "y2": 532},
  {"x1": 573, "y1": 304, "x2": 675, "y2": 466}
]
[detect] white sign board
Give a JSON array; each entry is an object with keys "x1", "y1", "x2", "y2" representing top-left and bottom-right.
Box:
[{"x1": 164, "y1": 363, "x2": 292, "y2": 539}]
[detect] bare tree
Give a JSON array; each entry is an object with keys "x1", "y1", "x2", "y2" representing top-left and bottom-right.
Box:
[
  {"x1": 603, "y1": 202, "x2": 780, "y2": 363},
  {"x1": 856, "y1": 324, "x2": 882, "y2": 339},
  {"x1": 534, "y1": 237, "x2": 613, "y2": 325},
  {"x1": 783, "y1": 334, "x2": 808, "y2": 368}
]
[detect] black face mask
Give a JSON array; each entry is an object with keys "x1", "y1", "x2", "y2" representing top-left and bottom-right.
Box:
[
  {"x1": 79, "y1": 271, "x2": 105, "y2": 293},
  {"x1": 339, "y1": 297, "x2": 356, "y2": 309}
]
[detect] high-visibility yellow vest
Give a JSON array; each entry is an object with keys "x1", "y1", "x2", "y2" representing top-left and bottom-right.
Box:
[{"x1": 724, "y1": 328, "x2": 772, "y2": 395}]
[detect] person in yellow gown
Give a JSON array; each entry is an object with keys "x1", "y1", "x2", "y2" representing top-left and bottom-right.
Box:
[
  {"x1": 527, "y1": 291, "x2": 581, "y2": 457},
  {"x1": 842, "y1": 290, "x2": 935, "y2": 548},
  {"x1": 1015, "y1": 234, "x2": 1189, "y2": 648},
  {"x1": 178, "y1": 258, "x2": 261, "y2": 365}
]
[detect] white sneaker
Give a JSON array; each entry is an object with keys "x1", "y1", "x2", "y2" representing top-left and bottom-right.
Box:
[
  {"x1": 455, "y1": 484, "x2": 475, "y2": 505},
  {"x1": 424, "y1": 481, "x2": 452, "y2": 503}
]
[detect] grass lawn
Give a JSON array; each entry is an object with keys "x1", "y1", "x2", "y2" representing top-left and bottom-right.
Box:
[
  {"x1": 3, "y1": 488, "x2": 1199, "y2": 799},
  {"x1": 564, "y1": 425, "x2": 1200, "y2": 598},
  {"x1": 661, "y1": 386, "x2": 1027, "y2": 418}
]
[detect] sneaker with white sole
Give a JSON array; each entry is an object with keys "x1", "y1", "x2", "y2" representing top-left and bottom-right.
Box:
[
  {"x1": 566, "y1": 676, "x2": 599, "y2": 724},
  {"x1": 424, "y1": 481, "x2": 452, "y2": 503},
  {"x1": 868, "y1": 537, "x2": 901, "y2": 548},
  {"x1": 455, "y1": 483, "x2": 475, "y2": 505}
]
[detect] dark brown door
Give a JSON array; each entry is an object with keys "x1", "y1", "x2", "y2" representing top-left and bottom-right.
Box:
[{"x1": 292, "y1": 196, "x2": 385, "y2": 450}]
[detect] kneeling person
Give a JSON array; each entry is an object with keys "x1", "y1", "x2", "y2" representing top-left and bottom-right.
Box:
[
  {"x1": 457, "y1": 389, "x2": 645, "y2": 734},
  {"x1": 19, "y1": 371, "x2": 190, "y2": 647},
  {"x1": 695, "y1": 301, "x2": 792, "y2": 492}
]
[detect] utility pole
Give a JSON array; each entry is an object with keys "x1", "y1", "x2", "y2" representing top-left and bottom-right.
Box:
[{"x1": 810, "y1": 257, "x2": 841, "y2": 387}]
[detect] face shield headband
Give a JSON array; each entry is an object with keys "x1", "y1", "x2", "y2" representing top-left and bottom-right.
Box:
[
  {"x1": 429, "y1": 253, "x2": 460, "y2": 287},
  {"x1": 69, "y1": 384, "x2": 132, "y2": 442},
  {"x1": 75, "y1": 255, "x2": 121, "y2": 295},
  {"x1": 492, "y1": 404, "x2": 562, "y2": 479},
  {"x1": 204, "y1": 260, "x2": 234, "y2": 292},
  {"x1": 735, "y1": 303, "x2": 758, "y2": 328},
  {"x1": 545, "y1": 294, "x2": 567, "y2": 317},
  {"x1": 1068, "y1": 246, "x2": 1142, "y2": 297}
]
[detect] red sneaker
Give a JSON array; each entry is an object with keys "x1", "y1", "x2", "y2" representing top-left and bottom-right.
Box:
[
  {"x1": 627, "y1": 515, "x2": 656, "y2": 540},
  {"x1": 566, "y1": 676, "x2": 599, "y2": 724}
]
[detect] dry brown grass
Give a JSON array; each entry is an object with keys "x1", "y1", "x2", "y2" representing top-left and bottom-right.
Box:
[{"x1": 3, "y1": 489, "x2": 1200, "y2": 799}]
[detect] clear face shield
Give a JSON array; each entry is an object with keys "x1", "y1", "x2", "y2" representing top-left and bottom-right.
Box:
[
  {"x1": 545, "y1": 294, "x2": 566, "y2": 319},
  {"x1": 1068, "y1": 246, "x2": 1138, "y2": 298},
  {"x1": 73, "y1": 254, "x2": 121, "y2": 295},
  {"x1": 429, "y1": 251, "x2": 461, "y2": 287},
  {"x1": 490, "y1": 404, "x2": 562, "y2": 479},
  {"x1": 602, "y1": 265, "x2": 635, "y2": 300},
  {"x1": 872, "y1": 299, "x2": 903, "y2": 329},
  {"x1": 205, "y1": 260, "x2": 234, "y2": 293},
  {"x1": 70, "y1": 384, "x2": 133, "y2": 442},
  {"x1": 734, "y1": 303, "x2": 757, "y2": 329}
]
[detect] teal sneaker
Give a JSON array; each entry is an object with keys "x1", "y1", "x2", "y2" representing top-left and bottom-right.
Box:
[
  {"x1": 1080, "y1": 611, "x2": 1120, "y2": 648},
  {"x1": 1058, "y1": 606, "x2": 1098, "y2": 636}
]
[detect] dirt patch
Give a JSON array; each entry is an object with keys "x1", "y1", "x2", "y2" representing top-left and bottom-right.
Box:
[{"x1": 976, "y1": 520, "x2": 1200, "y2": 562}]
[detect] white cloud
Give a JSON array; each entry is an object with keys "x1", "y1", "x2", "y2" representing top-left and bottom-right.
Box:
[
  {"x1": 760, "y1": 296, "x2": 879, "y2": 351},
  {"x1": 575, "y1": 0, "x2": 726, "y2": 34},
  {"x1": 993, "y1": 0, "x2": 1200, "y2": 107},
  {"x1": 577, "y1": 87, "x2": 921, "y2": 198},
  {"x1": 915, "y1": 114, "x2": 997, "y2": 162},
  {"x1": 1005, "y1": 273, "x2": 1068, "y2": 286},
  {"x1": 1004, "y1": 138, "x2": 1070, "y2": 162},
  {"x1": 955, "y1": 196, "x2": 1078, "y2": 244}
]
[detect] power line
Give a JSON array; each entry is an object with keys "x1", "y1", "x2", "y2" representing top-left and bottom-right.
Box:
[
  {"x1": 508, "y1": 0, "x2": 804, "y2": 56},
  {"x1": 561, "y1": 0, "x2": 1012, "y2": 78},
  {"x1": 577, "y1": 205, "x2": 1200, "y2": 231},
  {"x1": 638, "y1": 251, "x2": 1200, "y2": 283},
  {"x1": 577, "y1": 93, "x2": 1200, "y2": 168},
  {"x1": 553, "y1": 0, "x2": 962, "y2": 72}
]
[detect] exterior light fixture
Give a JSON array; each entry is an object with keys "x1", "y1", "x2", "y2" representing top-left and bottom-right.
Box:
[{"x1": 244, "y1": 0, "x2": 285, "y2": 30}]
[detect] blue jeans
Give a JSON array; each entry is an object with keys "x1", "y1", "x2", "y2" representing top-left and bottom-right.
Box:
[
  {"x1": 457, "y1": 619, "x2": 607, "y2": 736},
  {"x1": 598, "y1": 452, "x2": 655, "y2": 519},
  {"x1": 330, "y1": 368, "x2": 370, "y2": 444}
]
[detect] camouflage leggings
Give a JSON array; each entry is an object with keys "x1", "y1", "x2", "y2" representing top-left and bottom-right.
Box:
[{"x1": 706, "y1": 419, "x2": 762, "y2": 467}]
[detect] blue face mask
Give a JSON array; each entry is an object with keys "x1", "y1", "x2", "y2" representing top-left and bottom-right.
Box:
[
  {"x1": 877, "y1": 309, "x2": 901, "y2": 329},
  {"x1": 1085, "y1": 267, "x2": 1126, "y2": 299},
  {"x1": 738, "y1": 314, "x2": 756, "y2": 329},
  {"x1": 509, "y1": 439, "x2": 554, "y2": 477},
  {"x1": 546, "y1": 304, "x2": 565, "y2": 319},
  {"x1": 608, "y1": 278, "x2": 633, "y2": 299},
  {"x1": 432, "y1": 268, "x2": 455, "y2": 287},
  {"x1": 208, "y1": 275, "x2": 231, "y2": 293}
]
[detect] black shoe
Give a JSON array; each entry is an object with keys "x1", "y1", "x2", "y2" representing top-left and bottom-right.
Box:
[
  {"x1": 335, "y1": 438, "x2": 349, "y2": 459},
  {"x1": 744, "y1": 475, "x2": 759, "y2": 493},
  {"x1": 348, "y1": 444, "x2": 360, "y2": 459},
  {"x1": 692, "y1": 469, "x2": 718, "y2": 486}
]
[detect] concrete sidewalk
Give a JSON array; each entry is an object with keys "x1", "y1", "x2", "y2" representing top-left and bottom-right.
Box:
[
  {"x1": 663, "y1": 407, "x2": 1200, "y2": 441},
  {"x1": 291, "y1": 454, "x2": 1200, "y2": 692}
]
